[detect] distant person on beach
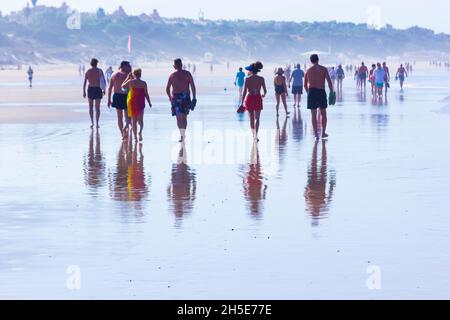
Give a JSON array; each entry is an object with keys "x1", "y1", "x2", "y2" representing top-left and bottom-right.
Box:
[
  {"x1": 374, "y1": 63, "x2": 386, "y2": 98},
  {"x1": 304, "y1": 54, "x2": 333, "y2": 140},
  {"x1": 78, "y1": 64, "x2": 83, "y2": 76},
  {"x1": 240, "y1": 61, "x2": 267, "y2": 141},
  {"x1": 121, "y1": 68, "x2": 152, "y2": 142},
  {"x1": 336, "y1": 65, "x2": 345, "y2": 94},
  {"x1": 329, "y1": 66, "x2": 337, "y2": 87},
  {"x1": 274, "y1": 68, "x2": 289, "y2": 117},
  {"x1": 83, "y1": 58, "x2": 106, "y2": 129},
  {"x1": 289, "y1": 64, "x2": 305, "y2": 108},
  {"x1": 27, "y1": 66, "x2": 34, "y2": 88},
  {"x1": 369, "y1": 64, "x2": 376, "y2": 95},
  {"x1": 396, "y1": 64, "x2": 408, "y2": 90},
  {"x1": 108, "y1": 61, "x2": 132, "y2": 139},
  {"x1": 235, "y1": 67, "x2": 246, "y2": 101},
  {"x1": 105, "y1": 66, "x2": 113, "y2": 85},
  {"x1": 284, "y1": 65, "x2": 291, "y2": 97},
  {"x1": 354, "y1": 67, "x2": 360, "y2": 88},
  {"x1": 192, "y1": 64, "x2": 196, "y2": 75},
  {"x1": 166, "y1": 58, "x2": 197, "y2": 143},
  {"x1": 383, "y1": 62, "x2": 390, "y2": 94},
  {"x1": 358, "y1": 62, "x2": 369, "y2": 92}
]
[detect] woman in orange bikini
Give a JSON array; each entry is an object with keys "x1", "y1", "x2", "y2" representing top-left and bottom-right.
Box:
[
  {"x1": 122, "y1": 68, "x2": 152, "y2": 142},
  {"x1": 239, "y1": 61, "x2": 267, "y2": 141}
]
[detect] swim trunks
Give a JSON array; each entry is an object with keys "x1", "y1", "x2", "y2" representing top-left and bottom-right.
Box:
[
  {"x1": 307, "y1": 88, "x2": 327, "y2": 110},
  {"x1": 112, "y1": 93, "x2": 128, "y2": 110},
  {"x1": 171, "y1": 93, "x2": 191, "y2": 116},
  {"x1": 245, "y1": 94, "x2": 263, "y2": 111},
  {"x1": 275, "y1": 85, "x2": 285, "y2": 95},
  {"x1": 88, "y1": 87, "x2": 103, "y2": 100},
  {"x1": 376, "y1": 82, "x2": 384, "y2": 87},
  {"x1": 292, "y1": 86, "x2": 303, "y2": 95},
  {"x1": 398, "y1": 75, "x2": 405, "y2": 81}
]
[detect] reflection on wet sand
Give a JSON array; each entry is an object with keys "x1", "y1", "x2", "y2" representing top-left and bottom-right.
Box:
[
  {"x1": 304, "y1": 141, "x2": 336, "y2": 225},
  {"x1": 371, "y1": 94, "x2": 388, "y2": 106},
  {"x1": 371, "y1": 112, "x2": 390, "y2": 134},
  {"x1": 291, "y1": 108, "x2": 305, "y2": 143},
  {"x1": 275, "y1": 116, "x2": 288, "y2": 173},
  {"x1": 242, "y1": 143, "x2": 267, "y2": 219},
  {"x1": 83, "y1": 130, "x2": 106, "y2": 192},
  {"x1": 357, "y1": 91, "x2": 367, "y2": 103},
  {"x1": 109, "y1": 140, "x2": 149, "y2": 205},
  {"x1": 291, "y1": 108, "x2": 305, "y2": 142},
  {"x1": 167, "y1": 143, "x2": 197, "y2": 224}
]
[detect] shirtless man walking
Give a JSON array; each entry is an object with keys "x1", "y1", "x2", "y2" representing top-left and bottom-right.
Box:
[
  {"x1": 358, "y1": 62, "x2": 369, "y2": 93},
  {"x1": 83, "y1": 58, "x2": 106, "y2": 129},
  {"x1": 304, "y1": 54, "x2": 334, "y2": 140},
  {"x1": 166, "y1": 58, "x2": 197, "y2": 143},
  {"x1": 108, "y1": 61, "x2": 131, "y2": 139},
  {"x1": 396, "y1": 64, "x2": 408, "y2": 90}
]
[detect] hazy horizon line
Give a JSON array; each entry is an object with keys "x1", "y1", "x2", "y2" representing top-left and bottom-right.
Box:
[{"x1": 2, "y1": 3, "x2": 447, "y2": 35}]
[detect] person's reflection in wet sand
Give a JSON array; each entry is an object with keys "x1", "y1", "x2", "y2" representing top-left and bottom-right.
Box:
[
  {"x1": 358, "y1": 90, "x2": 367, "y2": 103},
  {"x1": 109, "y1": 141, "x2": 131, "y2": 202},
  {"x1": 242, "y1": 142, "x2": 267, "y2": 219},
  {"x1": 167, "y1": 143, "x2": 197, "y2": 226},
  {"x1": 292, "y1": 107, "x2": 305, "y2": 142},
  {"x1": 83, "y1": 130, "x2": 106, "y2": 193},
  {"x1": 275, "y1": 116, "x2": 288, "y2": 172},
  {"x1": 304, "y1": 141, "x2": 336, "y2": 225},
  {"x1": 371, "y1": 112, "x2": 390, "y2": 135},
  {"x1": 126, "y1": 141, "x2": 149, "y2": 202},
  {"x1": 337, "y1": 85, "x2": 344, "y2": 103},
  {"x1": 109, "y1": 140, "x2": 149, "y2": 209}
]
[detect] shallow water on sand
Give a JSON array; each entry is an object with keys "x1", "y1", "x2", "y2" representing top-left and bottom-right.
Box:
[{"x1": 0, "y1": 73, "x2": 450, "y2": 299}]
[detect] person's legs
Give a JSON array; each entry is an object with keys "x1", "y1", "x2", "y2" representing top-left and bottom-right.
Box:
[
  {"x1": 88, "y1": 99, "x2": 94, "y2": 128},
  {"x1": 275, "y1": 94, "x2": 280, "y2": 116},
  {"x1": 116, "y1": 109, "x2": 124, "y2": 136},
  {"x1": 138, "y1": 112, "x2": 144, "y2": 141},
  {"x1": 281, "y1": 93, "x2": 289, "y2": 115},
  {"x1": 176, "y1": 113, "x2": 187, "y2": 142},
  {"x1": 94, "y1": 99, "x2": 101, "y2": 128},
  {"x1": 320, "y1": 108, "x2": 328, "y2": 138},
  {"x1": 248, "y1": 110, "x2": 257, "y2": 139},
  {"x1": 131, "y1": 118, "x2": 138, "y2": 141},
  {"x1": 255, "y1": 110, "x2": 261, "y2": 140},
  {"x1": 310, "y1": 109, "x2": 319, "y2": 139}
]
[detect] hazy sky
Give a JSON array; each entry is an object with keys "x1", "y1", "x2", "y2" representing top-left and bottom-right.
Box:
[{"x1": 2, "y1": 0, "x2": 449, "y2": 33}]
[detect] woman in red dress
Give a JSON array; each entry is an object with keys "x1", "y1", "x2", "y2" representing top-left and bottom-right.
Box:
[{"x1": 240, "y1": 61, "x2": 267, "y2": 141}]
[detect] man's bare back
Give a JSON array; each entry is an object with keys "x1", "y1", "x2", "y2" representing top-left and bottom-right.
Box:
[
  {"x1": 168, "y1": 70, "x2": 193, "y2": 95},
  {"x1": 85, "y1": 68, "x2": 100, "y2": 87},
  {"x1": 305, "y1": 65, "x2": 333, "y2": 91},
  {"x1": 110, "y1": 71, "x2": 128, "y2": 93}
]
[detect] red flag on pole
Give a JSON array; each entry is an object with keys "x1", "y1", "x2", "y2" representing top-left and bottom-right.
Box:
[{"x1": 128, "y1": 34, "x2": 132, "y2": 54}]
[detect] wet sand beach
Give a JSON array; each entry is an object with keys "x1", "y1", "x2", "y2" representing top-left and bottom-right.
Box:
[{"x1": 0, "y1": 64, "x2": 450, "y2": 299}]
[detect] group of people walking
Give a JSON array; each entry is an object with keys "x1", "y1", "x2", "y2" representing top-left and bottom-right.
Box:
[
  {"x1": 81, "y1": 54, "x2": 414, "y2": 145},
  {"x1": 354, "y1": 61, "x2": 409, "y2": 96},
  {"x1": 83, "y1": 58, "x2": 196, "y2": 143},
  {"x1": 237, "y1": 54, "x2": 333, "y2": 141}
]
